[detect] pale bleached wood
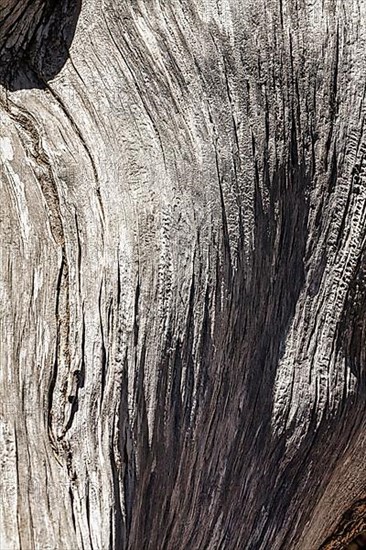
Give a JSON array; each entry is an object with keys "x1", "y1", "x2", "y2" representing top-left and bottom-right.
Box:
[{"x1": 1, "y1": 1, "x2": 366, "y2": 549}]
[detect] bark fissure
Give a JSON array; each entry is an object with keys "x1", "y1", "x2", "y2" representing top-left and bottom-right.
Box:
[{"x1": 1, "y1": 1, "x2": 366, "y2": 549}]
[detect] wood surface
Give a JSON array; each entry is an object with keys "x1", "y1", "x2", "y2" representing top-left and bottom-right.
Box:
[{"x1": 1, "y1": 1, "x2": 366, "y2": 548}]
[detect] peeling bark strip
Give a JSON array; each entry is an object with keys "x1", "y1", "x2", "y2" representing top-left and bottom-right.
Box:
[{"x1": 1, "y1": 1, "x2": 366, "y2": 549}]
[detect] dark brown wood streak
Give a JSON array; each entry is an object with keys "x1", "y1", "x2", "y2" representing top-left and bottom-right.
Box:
[
  {"x1": 320, "y1": 500, "x2": 366, "y2": 549},
  {"x1": 1, "y1": 1, "x2": 366, "y2": 549}
]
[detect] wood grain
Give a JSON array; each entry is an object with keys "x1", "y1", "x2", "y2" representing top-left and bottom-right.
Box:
[{"x1": 1, "y1": 1, "x2": 366, "y2": 548}]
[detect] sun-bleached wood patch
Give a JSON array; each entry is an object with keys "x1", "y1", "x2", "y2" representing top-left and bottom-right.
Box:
[{"x1": 1, "y1": 1, "x2": 366, "y2": 548}]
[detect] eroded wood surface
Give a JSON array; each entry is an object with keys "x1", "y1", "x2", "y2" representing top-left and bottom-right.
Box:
[{"x1": 1, "y1": 0, "x2": 366, "y2": 548}]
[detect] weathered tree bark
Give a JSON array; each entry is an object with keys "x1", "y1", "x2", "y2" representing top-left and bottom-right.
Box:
[{"x1": 1, "y1": 1, "x2": 366, "y2": 548}]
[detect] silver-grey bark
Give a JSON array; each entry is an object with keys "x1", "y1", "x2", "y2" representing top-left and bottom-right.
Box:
[{"x1": 1, "y1": 1, "x2": 366, "y2": 549}]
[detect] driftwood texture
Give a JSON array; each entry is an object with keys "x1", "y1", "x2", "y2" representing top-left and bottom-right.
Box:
[{"x1": 1, "y1": 0, "x2": 366, "y2": 548}]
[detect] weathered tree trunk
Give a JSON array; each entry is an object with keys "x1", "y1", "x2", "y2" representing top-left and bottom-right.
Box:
[{"x1": 1, "y1": 1, "x2": 366, "y2": 548}]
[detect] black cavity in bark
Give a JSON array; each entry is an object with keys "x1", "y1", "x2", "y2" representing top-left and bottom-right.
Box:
[{"x1": 0, "y1": 0, "x2": 81, "y2": 90}]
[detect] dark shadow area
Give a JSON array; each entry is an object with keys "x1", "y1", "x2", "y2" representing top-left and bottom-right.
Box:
[
  {"x1": 346, "y1": 532, "x2": 366, "y2": 549},
  {"x1": 320, "y1": 500, "x2": 366, "y2": 549},
  {"x1": 0, "y1": 0, "x2": 82, "y2": 91}
]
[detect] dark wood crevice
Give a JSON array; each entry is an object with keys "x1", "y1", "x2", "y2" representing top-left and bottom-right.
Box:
[
  {"x1": 1, "y1": 1, "x2": 366, "y2": 548},
  {"x1": 320, "y1": 500, "x2": 366, "y2": 550},
  {"x1": 0, "y1": 0, "x2": 81, "y2": 90}
]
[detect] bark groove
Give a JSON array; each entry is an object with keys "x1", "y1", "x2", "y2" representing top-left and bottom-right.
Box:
[{"x1": 1, "y1": 1, "x2": 366, "y2": 549}]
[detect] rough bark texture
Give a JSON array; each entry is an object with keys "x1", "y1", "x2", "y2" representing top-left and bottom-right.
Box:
[{"x1": 1, "y1": 1, "x2": 366, "y2": 549}]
